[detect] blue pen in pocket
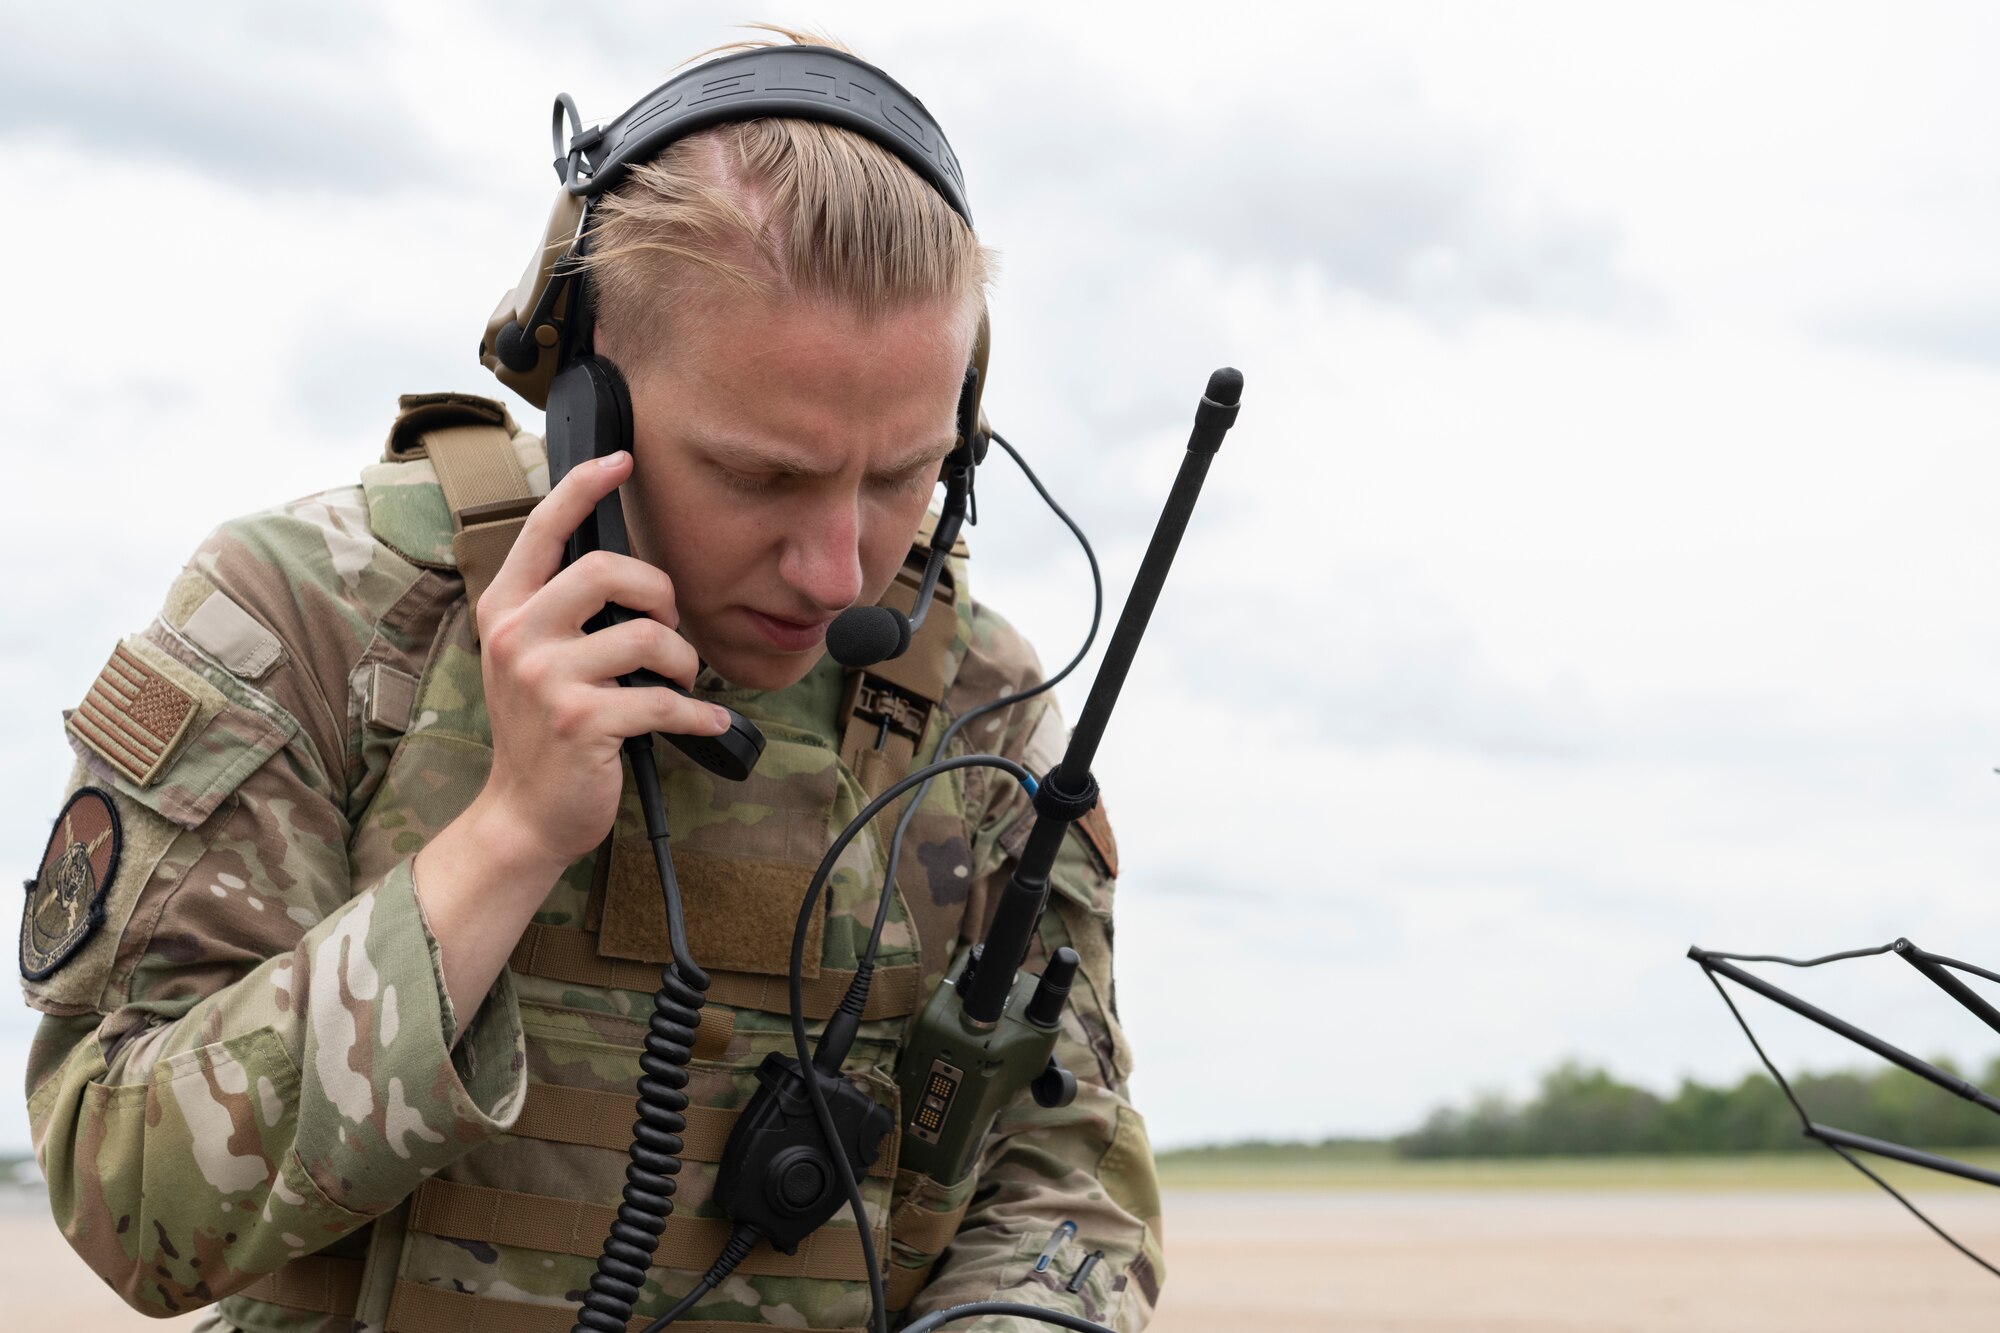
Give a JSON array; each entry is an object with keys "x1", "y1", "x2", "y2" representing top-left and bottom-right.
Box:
[{"x1": 1033, "y1": 1220, "x2": 1078, "y2": 1272}]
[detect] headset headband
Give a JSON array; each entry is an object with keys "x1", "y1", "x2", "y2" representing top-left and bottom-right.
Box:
[
  {"x1": 554, "y1": 47, "x2": 971, "y2": 224},
  {"x1": 482, "y1": 45, "x2": 978, "y2": 409}
]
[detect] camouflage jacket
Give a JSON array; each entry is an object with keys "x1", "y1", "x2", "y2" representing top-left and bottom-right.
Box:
[{"x1": 20, "y1": 395, "x2": 1164, "y2": 1332}]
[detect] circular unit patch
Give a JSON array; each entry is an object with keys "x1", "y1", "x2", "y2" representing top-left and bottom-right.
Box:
[{"x1": 21, "y1": 787, "x2": 121, "y2": 981}]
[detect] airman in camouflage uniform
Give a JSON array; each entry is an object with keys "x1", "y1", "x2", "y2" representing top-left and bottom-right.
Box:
[{"x1": 20, "y1": 34, "x2": 1164, "y2": 1333}]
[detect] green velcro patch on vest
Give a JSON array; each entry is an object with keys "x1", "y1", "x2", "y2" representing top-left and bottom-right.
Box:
[
  {"x1": 359, "y1": 455, "x2": 458, "y2": 570},
  {"x1": 360, "y1": 425, "x2": 551, "y2": 572},
  {"x1": 602, "y1": 843, "x2": 825, "y2": 979}
]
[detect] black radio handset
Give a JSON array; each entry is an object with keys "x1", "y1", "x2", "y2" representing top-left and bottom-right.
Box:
[
  {"x1": 548, "y1": 349, "x2": 773, "y2": 1333},
  {"x1": 543, "y1": 356, "x2": 766, "y2": 780}
]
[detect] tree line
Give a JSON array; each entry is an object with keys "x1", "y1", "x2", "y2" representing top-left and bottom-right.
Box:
[{"x1": 1395, "y1": 1058, "x2": 2000, "y2": 1158}]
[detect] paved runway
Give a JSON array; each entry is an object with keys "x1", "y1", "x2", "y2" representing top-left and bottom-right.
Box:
[{"x1": 8, "y1": 1186, "x2": 2000, "y2": 1330}]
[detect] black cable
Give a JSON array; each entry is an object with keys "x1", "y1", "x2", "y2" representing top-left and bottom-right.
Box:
[
  {"x1": 901, "y1": 1301, "x2": 1115, "y2": 1333},
  {"x1": 809, "y1": 430, "x2": 1104, "y2": 1333},
  {"x1": 820, "y1": 431, "x2": 1107, "y2": 1333},
  {"x1": 1699, "y1": 943, "x2": 1896, "y2": 968},
  {"x1": 784, "y1": 753, "x2": 1038, "y2": 1333},
  {"x1": 635, "y1": 1225, "x2": 763, "y2": 1333},
  {"x1": 864, "y1": 429, "x2": 1103, "y2": 964},
  {"x1": 1910, "y1": 948, "x2": 2000, "y2": 989},
  {"x1": 1822, "y1": 1141, "x2": 2000, "y2": 1281},
  {"x1": 1696, "y1": 954, "x2": 2000, "y2": 1280},
  {"x1": 621, "y1": 754, "x2": 1032, "y2": 1333},
  {"x1": 671, "y1": 434, "x2": 1105, "y2": 1333}
]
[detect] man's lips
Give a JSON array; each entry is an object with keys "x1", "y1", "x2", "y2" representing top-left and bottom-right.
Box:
[{"x1": 742, "y1": 608, "x2": 835, "y2": 652}]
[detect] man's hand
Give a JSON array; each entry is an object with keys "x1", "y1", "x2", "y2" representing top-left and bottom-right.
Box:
[
  {"x1": 471, "y1": 446, "x2": 733, "y2": 869},
  {"x1": 414, "y1": 448, "x2": 731, "y2": 1037}
]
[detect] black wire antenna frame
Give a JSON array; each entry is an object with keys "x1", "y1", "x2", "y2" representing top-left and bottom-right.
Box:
[{"x1": 1689, "y1": 938, "x2": 2000, "y2": 1278}]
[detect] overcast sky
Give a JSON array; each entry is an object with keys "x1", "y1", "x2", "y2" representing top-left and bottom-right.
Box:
[{"x1": 6, "y1": 1, "x2": 2000, "y2": 1154}]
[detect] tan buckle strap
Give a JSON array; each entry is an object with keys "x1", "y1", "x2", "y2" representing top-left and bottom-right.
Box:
[
  {"x1": 241, "y1": 1253, "x2": 365, "y2": 1315},
  {"x1": 408, "y1": 1178, "x2": 883, "y2": 1280},
  {"x1": 425, "y1": 421, "x2": 536, "y2": 642},
  {"x1": 510, "y1": 923, "x2": 920, "y2": 1020},
  {"x1": 509, "y1": 1082, "x2": 889, "y2": 1177},
  {"x1": 386, "y1": 1279, "x2": 863, "y2": 1333}
]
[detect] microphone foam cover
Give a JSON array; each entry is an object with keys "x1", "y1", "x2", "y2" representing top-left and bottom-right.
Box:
[{"x1": 826, "y1": 606, "x2": 910, "y2": 667}]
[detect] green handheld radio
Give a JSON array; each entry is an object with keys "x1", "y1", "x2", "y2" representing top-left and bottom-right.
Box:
[{"x1": 892, "y1": 368, "x2": 1245, "y2": 1183}]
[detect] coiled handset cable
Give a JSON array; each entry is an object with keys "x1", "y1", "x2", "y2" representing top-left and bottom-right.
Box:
[{"x1": 570, "y1": 735, "x2": 762, "y2": 1332}]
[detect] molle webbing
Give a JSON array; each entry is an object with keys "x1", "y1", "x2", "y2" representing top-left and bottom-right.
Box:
[
  {"x1": 509, "y1": 923, "x2": 922, "y2": 1019},
  {"x1": 241, "y1": 1253, "x2": 364, "y2": 1314},
  {"x1": 423, "y1": 423, "x2": 538, "y2": 642},
  {"x1": 509, "y1": 1082, "x2": 891, "y2": 1179},
  {"x1": 385, "y1": 1281, "x2": 862, "y2": 1333},
  {"x1": 243, "y1": 1260, "x2": 928, "y2": 1326},
  {"x1": 407, "y1": 1178, "x2": 885, "y2": 1279}
]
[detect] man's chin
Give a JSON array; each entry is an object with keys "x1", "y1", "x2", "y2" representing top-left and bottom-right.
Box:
[{"x1": 701, "y1": 643, "x2": 824, "y2": 693}]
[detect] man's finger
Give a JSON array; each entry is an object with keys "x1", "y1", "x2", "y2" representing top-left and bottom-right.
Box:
[{"x1": 481, "y1": 450, "x2": 632, "y2": 617}]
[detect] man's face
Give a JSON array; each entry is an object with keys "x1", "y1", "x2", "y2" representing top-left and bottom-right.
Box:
[{"x1": 606, "y1": 287, "x2": 972, "y2": 692}]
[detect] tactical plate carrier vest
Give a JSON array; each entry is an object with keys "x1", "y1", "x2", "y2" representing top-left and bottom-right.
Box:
[{"x1": 226, "y1": 394, "x2": 1034, "y2": 1331}]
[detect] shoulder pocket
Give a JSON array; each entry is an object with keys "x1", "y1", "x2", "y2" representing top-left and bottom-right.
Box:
[
  {"x1": 63, "y1": 628, "x2": 297, "y2": 830},
  {"x1": 24, "y1": 629, "x2": 298, "y2": 1014}
]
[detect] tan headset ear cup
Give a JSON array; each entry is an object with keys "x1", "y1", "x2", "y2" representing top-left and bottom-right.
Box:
[{"x1": 479, "y1": 188, "x2": 585, "y2": 409}]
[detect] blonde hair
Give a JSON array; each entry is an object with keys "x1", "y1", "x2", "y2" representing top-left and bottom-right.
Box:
[{"x1": 580, "y1": 24, "x2": 995, "y2": 355}]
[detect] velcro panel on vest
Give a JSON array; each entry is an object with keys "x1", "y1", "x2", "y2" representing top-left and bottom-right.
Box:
[
  {"x1": 601, "y1": 844, "x2": 823, "y2": 979},
  {"x1": 407, "y1": 1178, "x2": 884, "y2": 1280},
  {"x1": 505, "y1": 1081, "x2": 890, "y2": 1177},
  {"x1": 241, "y1": 1254, "x2": 365, "y2": 1315},
  {"x1": 385, "y1": 1280, "x2": 861, "y2": 1333},
  {"x1": 510, "y1": 923, "x2": 921, "y2": 1019},
  {"x1": 425, "y1": 422, "x2": 537, "y2": 643},
  {"x1": 839, "y1": 554, "x2": 958, "y2": 802},
  {"x1": 598, "y1": 736, "x2": 842, "y2": 978}
]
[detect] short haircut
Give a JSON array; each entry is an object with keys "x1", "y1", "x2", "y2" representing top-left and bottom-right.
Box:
[{"x1": 580, "y1": 24, "x2": 996, "y2": 358}]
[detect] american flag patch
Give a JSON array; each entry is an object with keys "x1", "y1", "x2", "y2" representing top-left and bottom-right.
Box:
[{"x1": 65, "y1": 643, "x2": 200, "y2": 788}]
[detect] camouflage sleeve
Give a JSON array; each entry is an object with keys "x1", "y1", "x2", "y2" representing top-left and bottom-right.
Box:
[
  {"x1": 20, "y1": 506, "x2": 527, "y2": 1318},
  {"x1": 905, "y1": 608, "x2": 1164, "y2": 1332}
]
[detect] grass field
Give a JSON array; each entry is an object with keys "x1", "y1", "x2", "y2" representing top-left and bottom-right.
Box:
[{"x1": 1155, "y1": 1141, "x2": 2000, "y2": 1191}]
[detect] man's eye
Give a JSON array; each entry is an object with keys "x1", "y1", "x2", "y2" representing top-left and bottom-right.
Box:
[
  {"x1": 874, "y1": 468, "x2": 934, "y2": 495},
  {"x1": 717, "y1": 468, "x2": 777, "y2": 495}
]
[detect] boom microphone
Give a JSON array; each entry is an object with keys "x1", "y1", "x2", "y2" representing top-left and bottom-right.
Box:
[{"x1": 826, "y1": 605, "x2": 910, "y2": 667}]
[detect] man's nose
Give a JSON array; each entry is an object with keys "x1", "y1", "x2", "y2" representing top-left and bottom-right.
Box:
[{"x1": 779, "y1": 498, "x2": 865, "y2": 613}]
